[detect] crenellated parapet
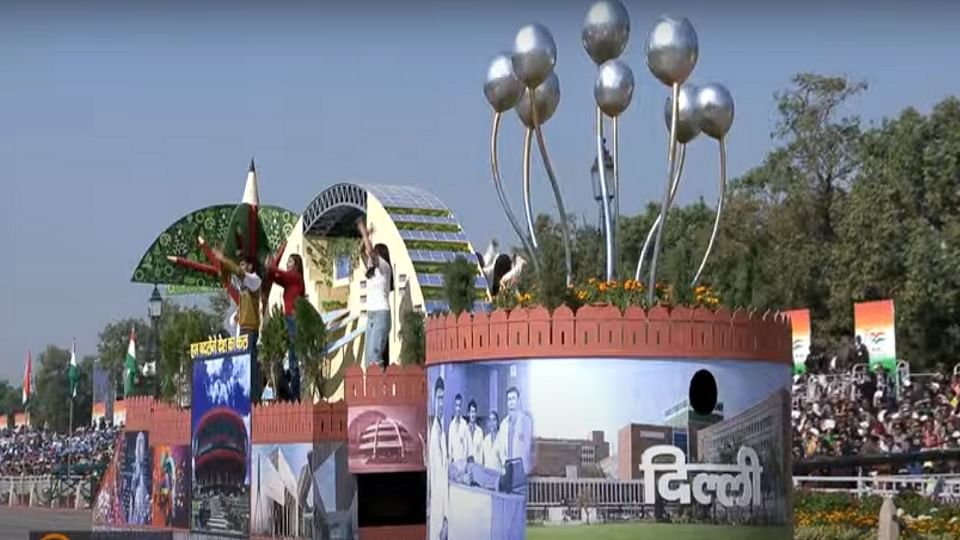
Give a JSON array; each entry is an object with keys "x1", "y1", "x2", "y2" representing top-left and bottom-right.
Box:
[{"x1": 425, "y1": 304, "x2": 791, "y2": 365}]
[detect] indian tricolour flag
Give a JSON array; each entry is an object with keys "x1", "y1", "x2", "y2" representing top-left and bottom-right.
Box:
[
  {"x1": 68, "y1": 340, "x2": 80, "y2": 399},
  {"x1": 22, "y1": 351, "x2": 32, "y2": 406}
]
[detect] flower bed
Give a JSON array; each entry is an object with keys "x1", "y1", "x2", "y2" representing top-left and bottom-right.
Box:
[
  {"x1": 794, "y1": 490, "x2": 960, "y2": 539},
  {"x1": 495, "y1": 279, "x2": 722, "y2": 312}
]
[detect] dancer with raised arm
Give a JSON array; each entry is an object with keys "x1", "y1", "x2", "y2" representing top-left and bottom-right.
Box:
[
  {"x1": 266, "y1": 253, "x2": 305, "y2": 400},
  {"x1": 357, "y1": 217, "x2": 393, "y2": 372}
]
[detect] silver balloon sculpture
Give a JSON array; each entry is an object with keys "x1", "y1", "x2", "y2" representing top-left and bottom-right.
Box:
[
  {"x1": 583, "y1": 0, "x2": 633, "y2": 281},
  {"x1": 643, "y1": 15, "x2": 700, "y2": 302},
  {"x1": 483, "y1": 3, "x2": 733, "y2": 298},
  {"x1": 690, "y1": 82, "x2": 735, "y2": 287},
  {"x1": 512, "y1": 23, "x2": 574, "y2": 286},
  {"x1": 635, "y1": 82, "x2": 700, "y2": 282},
  {"x1": 483, "y1": 52, "x2": 543, "y2": 276}
]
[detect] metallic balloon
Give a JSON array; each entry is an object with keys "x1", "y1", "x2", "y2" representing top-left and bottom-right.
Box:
[
  {"x1": 516, "y1": 72, "x2": 561, "y2": 128},
  {"x1": 697, "y1": 83, "x2": 735, "y2": 139},
  {"x1": 582, "y1": 0, "x2": 631, "y2": 65},
  {"x1": 663, "y1": 83, "x2": 701, "y2": 143},
  {"x1": 594, "y1": 60, "x2": 635, "y2": 117},
  {"x1": 644, "y1": 16, "x2": 699, "y2": 86},
  {"x1": 484, "y1": 52, "x2": 524, "y2": 112},
  {"x1": 512, "y1": 24, "x2": 557, "y2": 88}
]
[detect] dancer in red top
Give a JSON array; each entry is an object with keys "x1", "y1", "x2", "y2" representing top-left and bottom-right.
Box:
[{"x1": 266, "y1": 253, "x2": 306, "y2": 400}]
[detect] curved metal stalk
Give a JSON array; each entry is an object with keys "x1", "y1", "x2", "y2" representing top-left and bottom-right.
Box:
[
  {"x1": 634, "y1": 144, "x2": 687, "y2": 281},
  {"x1": 691, "y1": 137, "x2": 727, "y2": 287},
  {"x1": 521, "y1": 126, "x2": 539, "y2": 250},
  {"x1": 491, "y1": 112, "x2": 542, "y2": 276},
  {"x1": 646, "y1": 82, "x2": 681, "y2": 303},
  {"x1": 612, "y1": 116, "x2": 621, "y2": 277},
  {"x1": 529, "y1": 89, "x2": 574, "y2": 286},
  {"x1": 597, "y1": 108, "x2": 615, "y2": 281}
]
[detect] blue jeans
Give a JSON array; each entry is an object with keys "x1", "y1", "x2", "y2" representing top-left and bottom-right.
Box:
[
  {"x1": 286, "y1": 315, "x2": 301, "y2": 400},
  {"x1": 246, "y1": 331, "x2": 261, "y2": 404},
  {"x1": 365, "y1": 310, "x2": 391, "y2": 367}
]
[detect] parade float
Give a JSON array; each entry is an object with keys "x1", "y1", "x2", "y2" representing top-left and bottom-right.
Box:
[
  {"x1": 422, "y1": 2, "x2": 793, "y2": 540},
  {"x1": 89, "y1": 2, "x2": 793, "y2": 540}
]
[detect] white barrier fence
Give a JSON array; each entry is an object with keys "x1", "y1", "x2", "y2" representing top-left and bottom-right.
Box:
[
  {"x1": 794, "y1": 474, "x2": 960, "y2": 502},
  {"x1": 0, "y1": 474, "x2": 92, "y2": 509}
]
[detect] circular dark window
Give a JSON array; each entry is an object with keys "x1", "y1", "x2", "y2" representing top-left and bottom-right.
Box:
[{"x1": 689, "y1": 369, "x2": 718, "y2": 416}]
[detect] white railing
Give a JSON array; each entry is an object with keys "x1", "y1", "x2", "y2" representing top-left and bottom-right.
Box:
[
  {"x1": 0, "y1": 474, "x2": 91, "y2": 509},
  {"x1": 794, "y1": 474, "x2": 960, "y2": 502}
]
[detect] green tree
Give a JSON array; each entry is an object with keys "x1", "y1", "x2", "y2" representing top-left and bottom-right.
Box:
[
  {"x1": 399, "y1": 310, "x2": 426, "y2": 366},
  {"x1": 31, "y1": 346, "x2": 95, "y2": 432},
  {"x1": 259, "y1": 305, "x2": 288, "y2": 399},
  {"x1": 443, "y1": 255, "x2": 478, "y2": 315},
  {"x1": 0, "y1": 381, "x2": 22, "y2": 428},
  {"x1": 159, "y1": 306, "x2": 219, "y2": 404},
  {"x1": 831, "y1": 97, "x2": 960, "y2": 368},
  {"x1": 293, "y1": 297, "x2": 327, "y2": 401},
  {"x1": 96, "y1": 318, "x2": 154, "y2": 397}
]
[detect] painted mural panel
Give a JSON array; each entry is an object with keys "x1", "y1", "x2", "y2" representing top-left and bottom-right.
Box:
[
  {"x1": 92, "y1": 432, "x2": 124, "y2": 526},
  {"x1": 426, "y1": 359, "x2": 793, "y2": 540},
  {"x1": 152, "y1": 444, "x2": 192, "y2": 529},
  {"x1": 191, "y1": 346, "x2": 252, "y2": 536},
  {"x1": 118, "y1": 431, "x2": 153, "y2": 526},
  {"x1": 251, "y1": 442, "x2": 359, "y2": 540},
  {"x1": 347, "y1": 404, "x2": 426, "y2": 474}
]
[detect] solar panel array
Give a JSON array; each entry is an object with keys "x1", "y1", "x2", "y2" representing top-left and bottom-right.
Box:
[
  {"x1": 408, "y1": 250, "x2": 480, "y2": 265},
  {"x1": 363, "y1": 185, "x2": 447, "y2": 210},
  {"x1": 424, "y1": 300, "x2": 493, "y2": 315},
  {"x1": 389, "y1": 213, "x2": 459, "y2": 226},
  {"x1": 399, "y1": 229, "x2": 469, "y2": 243},
  {"x1": 416, "y1": 273, "x2": 489, "y2": 289}
]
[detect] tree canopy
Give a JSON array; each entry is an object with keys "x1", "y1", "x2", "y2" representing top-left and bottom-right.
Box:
[{"x1": 512, "y1": 74, "x2": 960, "y2": 370}]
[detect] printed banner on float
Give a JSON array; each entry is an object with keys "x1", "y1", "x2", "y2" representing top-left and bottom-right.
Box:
[
  {"x1": 854, "y1": 299, "x2": 897, "y2": 372},
  {"x1": 424, "y1": 358, "x2": 794, "y2": 540},
  {"x1": 785, "y1": 309, "x2": 811, "y2": 374}
]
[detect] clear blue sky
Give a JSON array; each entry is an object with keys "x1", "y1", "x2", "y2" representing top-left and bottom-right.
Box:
[{"x1": 2, "y1": 0, "x2": 958, "y2": 383}]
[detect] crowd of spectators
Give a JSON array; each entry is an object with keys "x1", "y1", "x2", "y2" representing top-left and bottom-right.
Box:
[
  {"x1": 793, "y1": 365, "x2": 960, "y2": 464},
  {"x1": 0, "y1": 422, "x2": 121, "y2": 477}
]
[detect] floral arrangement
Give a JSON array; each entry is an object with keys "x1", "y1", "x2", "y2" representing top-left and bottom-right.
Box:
[
  {"x1": 794, "y1": 490, "x2": 960, "y2": 539},
  {"x1": 494, "y1": 278, "x2": 722, "y2": 312}
]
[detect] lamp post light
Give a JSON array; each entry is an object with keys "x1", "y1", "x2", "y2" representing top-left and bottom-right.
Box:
[{"x1": 148, "y1": 285, "x2": 163, "y2": 398}]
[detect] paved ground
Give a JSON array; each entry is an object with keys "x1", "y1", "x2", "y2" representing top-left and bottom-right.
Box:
[{"x1": 0, "y1": 506, "x2": 90, "y2": 539}]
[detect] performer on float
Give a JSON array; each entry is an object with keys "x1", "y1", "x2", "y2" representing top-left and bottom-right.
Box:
[
  {"x1": 213, "y1": 249, "x2": 263, "y2": 404},
  {"x1": 265, "y1": 253, "x2": 305, "y2": 400},
  {"x1": 356, "y1": 217, "x2": 393, "y2": 372}
]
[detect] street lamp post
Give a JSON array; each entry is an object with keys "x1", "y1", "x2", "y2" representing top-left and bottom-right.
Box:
[
  {"x1": 591, "y1": 138, "x2": 615, "y2": 270},
  {"x1": 148, "y1": 285, "x2": 163, "y2": 398}
]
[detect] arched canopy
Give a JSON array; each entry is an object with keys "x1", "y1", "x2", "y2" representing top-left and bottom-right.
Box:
[
  {"x1": 301, "y1": 183, "x2": 449, "y2": 237},
  {"x1": 132, "y1": 204, "x2": 298, "y2": 287}
]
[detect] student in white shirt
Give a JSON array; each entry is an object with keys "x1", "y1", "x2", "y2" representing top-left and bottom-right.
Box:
[
  {"x1": 357, "y1": 218, "x2": 393, "y2": 372},
  {"x1": 429, "y1": 376, "x2": 449, "y2": 540},
  {"x1": 465, "y1": 400, "x2": 485, "y2": 462},
  {"x1": 482, "y1": 410, "x2": 503, "y2": 473},
  {"x1": 448, "y1": 394, "x2": 468, "y2": 463}
]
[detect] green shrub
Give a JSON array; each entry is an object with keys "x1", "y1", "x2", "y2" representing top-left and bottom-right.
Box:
[
  {"x1": 399, "y1": 310, "x2": 426, "y2": 365},
  {"x1": 443, "y1": 255, "x2": 477, "y2": 315}
]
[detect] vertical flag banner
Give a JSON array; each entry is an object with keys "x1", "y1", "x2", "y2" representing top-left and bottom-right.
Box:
[
  {"x1": 124, "y1": 328, "x2": 138, "y2": 398},
  {"x1": 854, "y1": 299, "x2": 897, "y2": 372},
  {"x1": 22, "y1": 351, "x2": 32, "y2": 406},
  {"x1": 785, "y1": 309, "x2": 811, "y2": 374},
  {"x1": 68, "y1": 340, "x2": 80, "y2": 399}
]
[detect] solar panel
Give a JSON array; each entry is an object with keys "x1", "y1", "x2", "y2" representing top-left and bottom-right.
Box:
[
  {"x1": 408, "y1": 250, "x2": 479, "y2": 264},
  {"x1": 416, "y1": 273, "x2": 489, "y2": 289},
  {"x1": 399, "y1": 230, "x2": 468, "y2": 243},
  {"x1": 389, "y1": 213, "x2": 458, "y2": 225},
  {"x1": 363, "y1": 185, "x2": 447, "y2": 211},
  {"x1": 424, "y1": 300, "x2": 491, "y2": 314}
]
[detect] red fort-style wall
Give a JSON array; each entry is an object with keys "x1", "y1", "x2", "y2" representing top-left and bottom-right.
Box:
[{"x1": 425, "y1": 304, "x2": 792, "y2": 365}]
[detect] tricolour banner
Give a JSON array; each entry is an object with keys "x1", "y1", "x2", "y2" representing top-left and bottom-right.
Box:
[
  {"x1": 785, "y1": 309, "x2": 811, "y2": 374},
  {"x1": 854, "y1": 299, "x2": 897, "y2": 372}
]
